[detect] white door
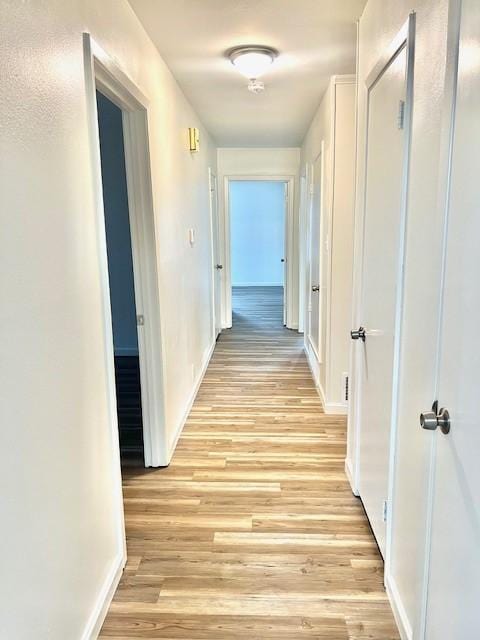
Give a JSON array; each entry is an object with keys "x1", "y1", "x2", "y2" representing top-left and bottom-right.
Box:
[
  {"x1": 357, "y1": 45, "x2": 407, "y2": 556},
  {"x1": 298, "y1": 174, "x2": 308, "y2": 334},
  {"x1": 209, "y1": 170, "x2": 222, "y2": 338},
  {"x1": 424, "y1": 2, "x2": 480, "y2": 635},
  {"x1": 308, "y1": 150, "x2": 322, "y2": 359},
  {"x1": 282, "y1": 182, "x2": 288, "y2": 326}
]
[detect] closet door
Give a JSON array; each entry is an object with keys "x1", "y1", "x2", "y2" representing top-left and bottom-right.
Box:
[
  {"x1": 308, "y1": 150, "x2": 323, "y2": 360},
  {"x1": 357, "y1": 44, "x2": 408, "y2": 557},
  {"x1": 424, "y1": 1, "x2": 480, "y2": 636}
]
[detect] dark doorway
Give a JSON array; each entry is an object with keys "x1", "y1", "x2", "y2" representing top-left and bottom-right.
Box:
[{"x1": 96, "y1": 91, "x2": 144, "y2": 465}]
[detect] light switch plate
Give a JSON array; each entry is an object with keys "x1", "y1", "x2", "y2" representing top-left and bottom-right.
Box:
[{"x1": 188, "y1": 228, "x2": 195, "y2": 246}]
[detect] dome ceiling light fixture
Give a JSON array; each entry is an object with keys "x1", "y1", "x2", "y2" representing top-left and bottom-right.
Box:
[{"x1": 228, "y1": 45, "x2": 279, "y2": 94}]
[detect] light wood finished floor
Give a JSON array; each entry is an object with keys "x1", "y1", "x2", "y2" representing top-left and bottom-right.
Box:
[{"x1": 100, "y1": 286, "x2": 399, "y2": 639}]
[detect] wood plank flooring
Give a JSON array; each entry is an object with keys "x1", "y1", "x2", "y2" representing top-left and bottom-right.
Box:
[{"x1": 100, "y1": 286, "x2": 399, "y2": 639}]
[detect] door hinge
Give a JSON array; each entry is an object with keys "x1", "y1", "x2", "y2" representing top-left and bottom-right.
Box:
[
  {"x1": 382, "y1": 500, "x2": 388, "y2": 523},
  {"x1": 136, "y1": 314, "x2": 145, "y2": 326},
  {"x1": 397, "y1": 100, "x2": 406, "y2": 130}
]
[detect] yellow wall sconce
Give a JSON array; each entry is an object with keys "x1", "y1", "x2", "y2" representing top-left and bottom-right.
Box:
[{"x1": 188, "y1": 127, "x2": 200, "y2": 153}]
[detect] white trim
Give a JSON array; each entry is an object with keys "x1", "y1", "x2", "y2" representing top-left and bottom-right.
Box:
[
  {"x1": 222, "y1": 175, "x2": 296, "y2": 329},
  {"x1": 83, "y1": 33, "x2": 168, "y2": 469},
  {"x1": 346, "y1": 19, "x2": 361, "y2": 500},
  {"x1": 345, "y1": 458, "x2": 359, "y2": 496},
  {"x1": 297, "y1": 173, "x2": 308, "y2": 334},
  {"x1": 385, "y1": 572, "x2": 413, "y2": 640},
  {"x1": 384, "y1": 8, "x2": 416, "y2": 593},
  {"x1": 306, "y1": 143, "x2": 325, "y2": 360},
  {"x1": 167, "y1": 340, "x2": 216, "y2": 461},
  {"x1": 208, "y1": 168, "x2": 222, "y2": 340},
  {"x1": 82, "y1": 32, "x2": 127, "y2": 583},
  {"x1": 323, "y1": 401, "x2": 348, "y2": 415},
  {"x1": 81, "y1": 553, "x2": 125, "y2": 640},
  {"x1": 304, "y1": 343, "x2": 345, "y2": 414}
]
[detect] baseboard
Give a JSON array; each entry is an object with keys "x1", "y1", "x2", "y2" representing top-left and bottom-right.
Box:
[
  {"x1": 304, "y1": 344, "x2": 347, "y2": 415},
  {"x1": 385, "y1": 571, "x2": 413, "y2": 640},
  {"x1": 345, "y1": 457, "x2": 359, "y2": 496},
  {"x1": 81, "y1": 552, "x2": 126, "y2": 640},
  {"x1": 167, "y1": 340, "x2": 216, "y2": 462},
  {"x1": 323, "y1": 401, "x2": 348, "y2": 415},
  {"x1": 304, "y1": 343, "x2": 324, "y2": 405}
]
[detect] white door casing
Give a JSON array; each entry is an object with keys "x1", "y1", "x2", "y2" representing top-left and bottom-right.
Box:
[
  {"x1": 223, "y1": 175, "x2": 296, "y2": 329},
  {"x1": 308, "y1": 148, "x2": 324, "y2": 361},
  {"x1": 84, "y1": 34, "x2": 168, "y2": 474},
  {"x1": 209, "y1": 169, "x2": 222, "y2": 339}
]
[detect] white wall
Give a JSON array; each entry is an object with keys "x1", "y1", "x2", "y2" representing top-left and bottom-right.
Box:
[
  {"x1": 217, "y1": 148, "x2": 301, "y2": 326},
  {"x1": 300, "y1": 77, "x2": 356, "y2": 412},
  {"x1": 347, "y1": 0, "x2": 451, "y2": 637},
  {"x1": 0, "y1": 1, "x2": 216, "y2": 638},
  {"x1": 230, "y1": 181, "x2": 285, "y2": 287}
]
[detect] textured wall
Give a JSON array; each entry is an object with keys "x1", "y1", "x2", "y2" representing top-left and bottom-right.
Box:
[{"x1": 0, "y1": 1, "x2": 216, "y2": 637}]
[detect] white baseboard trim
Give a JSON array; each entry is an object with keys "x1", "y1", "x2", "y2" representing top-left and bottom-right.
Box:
[
  {"x1": 323, "y1": 401, "x2": 348, "y2": 415},
  {"x1": 304, "y1": 344, "x2": 348, "y2": 415},
  {"x1": 304, "y1": 343, "x2": 324, "y2": 403},
  {"x1": 385, "y1": 571, "x2": 413, "y2": 640},
  {"x1": 81, "y1": 552, "x2": 126, "y2": 640},
  {"x1": 167, "y1": 340, "x2": 216, "y2": 462},
  {"x1": 345, "y1": 457, "x2": 359, "y2": 496}
]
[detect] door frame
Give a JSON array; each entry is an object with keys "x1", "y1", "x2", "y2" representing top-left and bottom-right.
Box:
[
  {"x1": 83, "y1": 33, "x2": 168, "y2": 477},
  {"x1": 297, "y1": 170, "x2": 309, "y2": 334},
  {"x1": 347, "y1": 11, "x2": 416, "y2": 623},
  {"x1": 208, "y1": 167, "x2": 222, "y2": 340},
  {"x1": 222, "y1": 175, "x2": 295, "y2": 328},
  {"x1": 306, "y1": 145, "x2": 325, "y2": 365}
]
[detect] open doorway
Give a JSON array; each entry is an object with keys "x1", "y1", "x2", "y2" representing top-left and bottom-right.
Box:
[
  {"x1": 84, "y1": 34, "x2": 167, "y2": 470},
  {"x1": 96, "y1": 91, "x2": 144, "y2": 466},
  {"x1": 228, "y1": 180, "x2": 287, "y2": 328}
]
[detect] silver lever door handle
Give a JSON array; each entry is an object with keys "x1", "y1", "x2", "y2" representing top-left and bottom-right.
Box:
[
  {"x1": 351, "y1": 327, "x2": 366, "y2": 342},
  {"x1": 311, "y1": 285, "x2": 319, "y2": 292},
  {"x1": 420, "y1": 401, "x2": 451, "y2": 434},
  {"x1": 215, "y1": 264, "x2": 223, "y2": 270}
]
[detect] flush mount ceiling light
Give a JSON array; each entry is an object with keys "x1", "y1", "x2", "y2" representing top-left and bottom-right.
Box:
[{"x1": 228, "y1": 46, "x2": 279, "y2": 93}]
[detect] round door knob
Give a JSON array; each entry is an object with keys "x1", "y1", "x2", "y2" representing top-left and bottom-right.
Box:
[
  {"x1": 420, "y1": 411, "x2": 438, "y2": 430},
  {"x1": 420, "y1": 401, "x2": 451, "y2": 434},
  {"x1": 350, "y1": 327, "x2": 366, "y2": 342}
]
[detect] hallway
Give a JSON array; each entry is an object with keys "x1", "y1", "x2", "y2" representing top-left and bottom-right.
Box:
[{"x1": 100, "y1": 287, "x2": 398, "y2": 639}]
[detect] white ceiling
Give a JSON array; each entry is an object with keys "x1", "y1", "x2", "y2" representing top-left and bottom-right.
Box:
[{"x1": 128, "y1": 0, "x2": 366, "y2": 147}]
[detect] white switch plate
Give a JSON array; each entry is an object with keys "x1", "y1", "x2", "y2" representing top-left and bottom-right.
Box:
[{"x1": 188, "y1": 228, "x2": 195, "y2": 246}]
